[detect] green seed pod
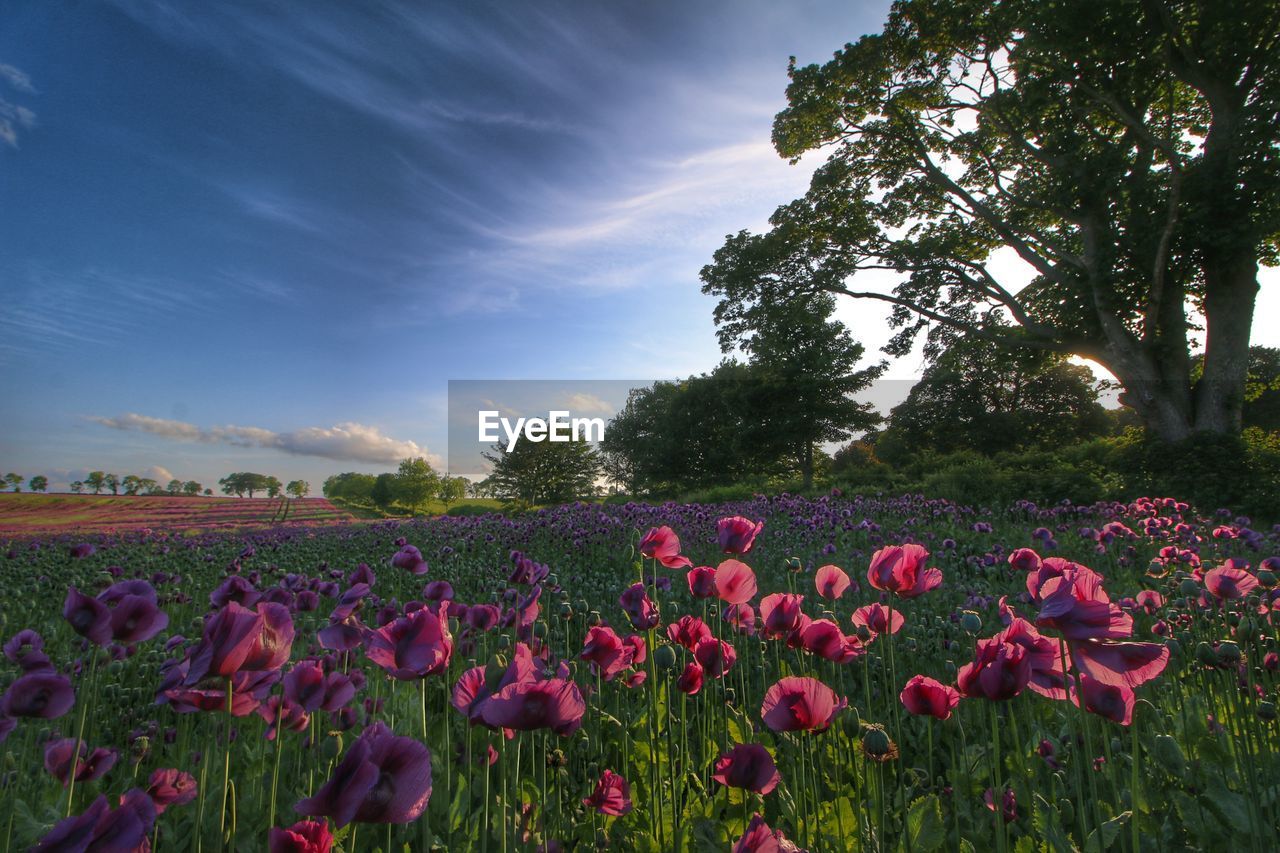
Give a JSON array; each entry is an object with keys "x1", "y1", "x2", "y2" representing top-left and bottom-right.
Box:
[
  {"x1": 1194, "y1": 642, "x2": 1219, "y2": 668},
  {"x1": 861, "y1": 726, "x2": 894, "y2": 760},
  {"x1": 1258, "y1": 701, "x2": 1277, "y2": 722},
  {"x1": 944, "y1": 660, "x2": 957, "y2": 678},
  {"x1": 586, "y1": 611, "x2": 601, "y2": 627},
  {"x1": 1152, "y1": 734, "x2": 1187, "y2": 774},
  {"x1": 1257, "y1": 570, "x2": 1276, "y2": 588},
  {"x1": 1218, "y1": 641, "x2": 1242, "y2": 664},
  {"x1": 1179, "y1": 578, "x2": 1201, "y2": 597},
  {"x1": 653, "y1": 644, "x2": 677, "y2": 670},
  {"x1": 904, "y1": 638, "x2": 917, "y2": 652},
  {"x1": 785, "y1": 557, "x2": 803, "y2": 573},
  {"x1": 960, "y1": 611, "x2": 982, "y2": 634},
  {"x1": 1236, "y1": 618, "x2": 1257, "y2": 642},
  {"x1": 559, "y1": 602, "x2": 574, "y2": 620},
  {"x1": 532, "y1": 621, "x2": 548, "y2": 639},
  {"x1": 496, "y1": 635, "x2": 510, "y2": 650}
]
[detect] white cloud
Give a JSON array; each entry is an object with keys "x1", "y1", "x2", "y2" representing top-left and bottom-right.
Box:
[
  {"x1": 0, "y1": 63, "x2": 34, "y2": 94},
  {"x1": 144, "y1": 465, "x2": 177, "y2": 484},
  {"x1": 562, "y1": 393, "x2": 613, "y2": 415},
  {"x1": 88, "y1": 413, "x2": 439, "y2": 466}
]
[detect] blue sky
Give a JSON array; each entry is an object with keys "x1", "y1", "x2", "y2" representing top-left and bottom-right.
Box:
[{"x1": 2, "y1": 1, "x2": 1277, "y2": 493}]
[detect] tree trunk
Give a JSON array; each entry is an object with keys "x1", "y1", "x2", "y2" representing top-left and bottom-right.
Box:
[{"x1": 1195, "y1": 250, "x2": 1259, "y2": 434}]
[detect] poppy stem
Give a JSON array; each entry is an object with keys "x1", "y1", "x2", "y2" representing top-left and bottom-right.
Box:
[
  {"x1": 220, "y1": 677, "x2": 234, "y2": 846},
  {"x1": 64, "y1": 650, "x2": 98, "y2": 817},
  {"x1": 989, "y1": 701, "x2": 1007, "y2": 853}
]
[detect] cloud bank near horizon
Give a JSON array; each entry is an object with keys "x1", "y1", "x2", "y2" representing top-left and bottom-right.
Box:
[{"x1": 88, "y1": 413, "x2": 439, "y2": 467}]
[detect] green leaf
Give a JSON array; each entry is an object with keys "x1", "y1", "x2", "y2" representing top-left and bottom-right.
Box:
[
  {"x1": 1084, "y1": 811, "x2": 1129, "y2": 853},
  {"x1": 901, "y1": 794, "x2": 946, "y2": 852}
]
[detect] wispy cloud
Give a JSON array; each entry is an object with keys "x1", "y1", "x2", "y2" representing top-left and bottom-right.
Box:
[
  {"x1": 88, "y1": 413, "x2": 440, "y2": 466},
  {"x1": 0, "y1": 60, "x2": 36, "y2": 148}
]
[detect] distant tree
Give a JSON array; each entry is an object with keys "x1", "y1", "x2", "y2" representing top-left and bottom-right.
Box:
[
  {"x1": 482, "y1": 437, "x2": 602, "y2": 505},
  {"x1": 219, "y1": 472, "x2": 272, "y2": 498},
  {"x1": 182, "y1": 480, "x2": 202, "y2": 496},
  {"x1": 121, "y1": 475, "x2": 142, "y2": 496},
  {"x1": 323, "y1": 472, "x2": 378, "y2": 503},
  {"x1": 105, "y1": 473, "x2": 120, "y2": 495},
  {"x1": 438, "y1": 475, "x2": 466, "y2": 508},
  {"x1": 265, "y1": 476, "x2": 283, "y2": 499},
  {"x1": 4, "y1": 473, "x2": 21, "y2": 492},
  {"x1": 136, "y1": 478, "x2": 160, "y2": 495},
  {"x1": 203, "y1": 488, "x2": 213, "y2": 496},
  {"x1": 70, "y1": 481, "x2": 84, "y2": 494},
  {"x1": 286, "y1": 480, "x2": 310, "y2": 499},
  {"x1": 166, "y1": 479, "x2": 184, "y2": 495},
  {"x1": 370, "y1": 473, "x2": 398, "y2": 511},
  {"x1": 85, "y1": 471, "x2": 106, "y2": 494},
  {"x1": 395, "y1": 458, "x2": 440, "y2": 513},
  {"x1": 706, "y1": 289, "x2": 884, "y2": 488},
  {"x1": 28, "y1": 475, "x2": 48, "y2": 493}
]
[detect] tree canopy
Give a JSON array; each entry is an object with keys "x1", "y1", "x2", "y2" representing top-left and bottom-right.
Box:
[
  {"x1": 482, "y1": 437, "x2": 602, "y2": 506},
  {"x1": 703, "y1": 0, "x2": 1280, "y2": 442}
]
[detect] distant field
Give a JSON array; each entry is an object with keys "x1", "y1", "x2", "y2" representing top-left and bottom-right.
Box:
[{"x1": 0, "y1": 492, "x2": 355, "y2": 536}]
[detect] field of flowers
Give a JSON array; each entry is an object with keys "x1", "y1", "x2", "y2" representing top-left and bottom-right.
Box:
[
  {"x1": 0, "y1": 493, "x2": 1276, "y2": 851},
  {"x1": 0, "y1": 494, "x2": 354, "y2": 537}
]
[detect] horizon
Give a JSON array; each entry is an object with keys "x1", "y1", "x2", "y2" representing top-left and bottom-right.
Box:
[{"x1": 3, "y1": 0, "x2": 1278, "y2": 493}]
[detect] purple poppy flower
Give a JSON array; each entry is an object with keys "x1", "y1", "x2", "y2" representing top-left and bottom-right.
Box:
[
  {"x1": 44, "y1": 738, "x2": 118, "y2": 786},
  {"x1": 295, "y1": 721, "x2": 432, "y2": 827},
  {"x1": 144, "y1": 768, "x2": 198, "y2": 814},
  {"x1": 108, "y1": 595, "x2": 169, "y2": 644},
  {"x1": 390, "y1": 545, "x2": 429, "y2": 575},
  {"x1": 32, "y1": 790, "x2": 155, "y2": 852},
  {"x1": 2, "y1": 671, "x2": 75, "y2": 719},
  {"x1": 365, "y1": 603, "x2": 452, "y2": 680},
  {"x1": 63, "y1": 587, "x2": 112, "y2": 646}
]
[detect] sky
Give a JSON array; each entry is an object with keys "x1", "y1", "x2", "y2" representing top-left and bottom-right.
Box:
[{"x1": 2, "y1": 0, "x2": 1277, "y2": 493}]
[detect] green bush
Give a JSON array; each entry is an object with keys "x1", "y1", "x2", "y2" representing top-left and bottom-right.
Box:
[{"x1": 444, "y1": 503, "x2": 504, "y2": 518}]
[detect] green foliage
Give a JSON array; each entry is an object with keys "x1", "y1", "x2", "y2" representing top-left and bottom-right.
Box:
[
  {"x1": 218, "y1": 472, "x2": 276, "y2": 499},
  {"x1": 322, "y1": 472, "x2": 377, "y2": 503},
  {"x1": 285, "y1": 479, "x2": 310, "y2": 499},
  {"x1": 27, "y1": 475, "x2": 48, "y2": 493},
  {"x1": 395, "y1": 457, "x2": 441, "y2": 511},
  {"x1": 482, "y1": 437, "x2": 602, "y2": 506},
  {"x1": 705, "y1": 0, "x2": 1280, "y2": 439}
]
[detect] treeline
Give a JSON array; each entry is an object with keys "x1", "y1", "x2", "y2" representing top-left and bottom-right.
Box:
[
  {"x1": 217, "y1": 473, "x2": 310, "y2": 499},
  {"x1": 600, "y1": 341, "x2": 1280, "y2": 518},
  {"x1": 323, "y1": 458, "x2": 467, "y2": 514}
]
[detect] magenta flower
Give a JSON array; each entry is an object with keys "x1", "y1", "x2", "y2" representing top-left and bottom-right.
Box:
[
  {"x1": 583, "y1": 769, "x2": 632, "y2": 816},
  {"x1": 851, "y1": 603, "x2": 904, "y2": 638},
  {"x1": 581, "y1": 625, "x2": 642, "y2": 681},
  {"x1": 712, "y1": 744, "x2": 780, "y2": 795},
  {"x1": 761, "y1": 676, "x2": 845, "y2": 732},
  {"x1": 717, "y1": 516, "x2": 764, "y2": 555},
  {"x1": 801, "y1": 619, "x2": 862, "y2": 663},
  {"x1": 1035, "y1": 568, "x2": 1131, "y2": 641},
  {"x1": 867, "y1": 544, "x2": 941, "y2": 598},
  {"x1": 296, "y1": 721, "x2": 432, "y2": 827},
  {"x1": 1205, "y1": 560, "x2": 1260, "y2": 600},
  {"x1": 480, "y1": 677, "x2": 586, "y2": 736},
  {"x1": 676, "y1": 661, "x2": 704, "y2": 696},
  {"x1": 984, "y1": 787, "x2": 1018, "y2": 823},
  {"x1": 715, "y1": 559, "x2": 758, "y2": 606},
  {"x1": 639, "y1": 526, "x2": 692, "y2": 568},
  {"x1": 618, "y1": 583, "x2": 659, "y2": 631},
  {"x1": 957, "y1": 634, "x2": 1031, "y2": 701},
  {"x1": 687, "y1": 566, "x2": 717, "y2": 599},
  {"x1": 269, "y1": 820, "x2": 334, "y2": 853},
  {"x1": 759, "y1": 593, "x2": 805, "y2": 639},
  {"x1": 694, "y1": 637, "x2": 738, "y2": 679},
  {"x1": 144, "y1": 768, "x2": 198, "y2": 815},
  {"x1": 44, "y1": 738, "x2": 117, "y2": 786},
  {"x1": 1007, "y1": 548, "x2": 1042, "y2": 572},
  {"x1": 666, "y1": 615, "x2": 713, "y2": 651},
  {"x1": 814, "y1": 564, "x2": 851, "y2": 600},
  {"x1": 900, "y1": 675, "x2": 961, "y2": 720},
  {"x1": 284, "y1": 660, "x2": 355, "y2": 712},
  {"x1": 365, "y1": 603, "x2": 453, "y2": 680},
  {"x1": 733, "y1": 813, "x2": 797, "y2": 853},
  {"x1": 185, "y1": 601, "x2": 295, "y2": 685}
]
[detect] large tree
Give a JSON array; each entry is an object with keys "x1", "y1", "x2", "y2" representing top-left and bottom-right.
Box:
[
  {"x1": 395, "y1": 457, "x2": 440, "y2": 512},
  {"x1": 28, "y1": 475, "x2": 48, "y2": 493},
  {"x1": 703, "y1": 0, "x2": 1279, "y2": 442},
  {"x1": 322, "y1": 472, "x2": 378, "y2": 503}
]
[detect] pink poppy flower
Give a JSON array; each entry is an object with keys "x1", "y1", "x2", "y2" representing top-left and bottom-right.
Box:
[
  {"x1": 687, "y1": 566, "x2": 717, "y2": 599},
  {"x1": 851, "y1": 603, "x2": 903, "y2": 638},
  {"x1": 583, "y1": 769, "x2": 632, "y2": 816},
  {"x1": 694, "y1": 637, "x2": 737, "y2": 679},
  {"x1": 899, "y1": 675, "x2": 960, "y2": 720},
  {"x1": 364, "y1": 602, "x2": 452, "y2": 680},
  {"x1": 639, "y1": 526, "x2": 691, "y2": 568},
  {"x1": 717, "y1": 517, "x2": 764, "y2": 555},
  {"x1": 666, "y1": 615, "x2": 713, "y2": 651},
  {"x1": 715, "y1": 560, "x2": 757, "y2": 606},
  {"x1": 713, "y1": 744, "x2": 780, "y2": 795},
  {"x1": 867, "y1": 544, "x2": 941, "y2": 598},
  {"x1": 480, "y1": 678, "x2": 586, "y2": 736},
  {"x1": 676, "y1": 661, "x2": 705, "y2": 696},
  {"x1": 760, "y1": 676, "x2": 845, "y2": 732},
  {"x1": 759, "y1": 593, "x2": 805, "y2": 639},
  {"x1": 1205, "y1": 560, "x2": 1260, "y2": 600},
  {"x1": 733, "y1": 813, "x2": 799, "y2": 852},
  {"x1": 269, "y1": 819, "x2": 333, "y2": 853},
  {"x1": 814, "y1": 564, "x2": 850, "y2": 600}
]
